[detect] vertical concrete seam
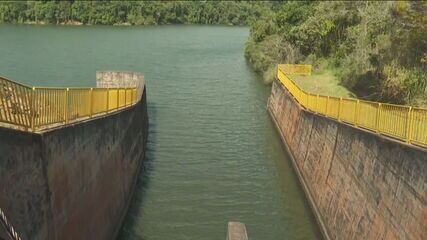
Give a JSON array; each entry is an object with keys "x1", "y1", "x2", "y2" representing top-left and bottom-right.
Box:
[
  {"x1": 38, "y1": 132, "x2": 55, "y2": 240},
  {"x1": 295, "y1": 111, "x2": 306, "y2": 161},
  {"x1": 325, "y1": 123, "x2": 339, "y2": 183},
  {"x1": 302, "y1": 113, "x2": 315, "y2": 168}
]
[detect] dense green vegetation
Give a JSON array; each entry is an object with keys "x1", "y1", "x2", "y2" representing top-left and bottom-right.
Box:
[
  {"x1": 1, "y1": 1, "x2": 425, "y2": 105},
  {"x1": 290, "y1": 69, "x2": 352, "y2": 98},
  {"x1": 0, "y1": 1, "x2": 271, "y2": 26},
  {"x1": 245, "y1": 1, "x2": 427, "y2": 106}
]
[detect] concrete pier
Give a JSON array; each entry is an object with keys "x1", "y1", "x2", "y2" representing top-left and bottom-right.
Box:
[
  {"x1": 227, "y1": 222, "x2": 248, "y2": 240},
  {"x1": 0, "y1": 72, "x2": 148, "y2": 240}
]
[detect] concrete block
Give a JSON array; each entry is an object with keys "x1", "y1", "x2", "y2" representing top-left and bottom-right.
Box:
[{"x1": 227, "y1": 222, "x2": 248, "y2": 240}]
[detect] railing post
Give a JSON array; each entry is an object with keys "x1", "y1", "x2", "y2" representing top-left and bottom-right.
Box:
[
  {"x1": 116, "y1": 88, "x2": 119, "y2": 110},
  {"x1": 376, "y1": 103, "x2": 382, "y2": 133},
  {"x1": 316, "y1": 94, "x2": 319, "y2": 113},
  {"x1": 355, "y1": 100, "x2": 360, "y2": 127},
  {"x1": 65, "y1": 88, "x2": 69, "y2": 124},
  {"x1": 124, "y1": 87, "x2": 127, "y2": 106},
  {"x1": 326, "y1": 96, "x2": 329, "y2": 115},
  {"x1": 306, "y1": 93, "x2": 309, "y2": 109},
  {"x1": 338, "y1": 97, "x2": 342, "y2": 121},
  {"x1": 406, "y1": 107, "x2": 413, "y2": 143},
  {"x1": 31, "y1": 87, "x2": 36, "y2": 132},
  {"x1": 131, "y1": 88, "x2": 134, "y2": 104},
  {"x1": 89, "y1": 88, "x2": 93, "y2": 118},
  {"x1": 106, "y1": 87, "x2": 109, "y2": 113}
]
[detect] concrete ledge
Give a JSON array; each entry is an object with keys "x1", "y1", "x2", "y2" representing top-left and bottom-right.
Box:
[{"x1": 227, "y1": 222, "x2": 248, "y2": 240}]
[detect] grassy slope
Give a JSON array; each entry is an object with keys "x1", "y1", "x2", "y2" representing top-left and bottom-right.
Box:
[{"x1": 289, "y1": 68, "x2": 353, "y2": 98}]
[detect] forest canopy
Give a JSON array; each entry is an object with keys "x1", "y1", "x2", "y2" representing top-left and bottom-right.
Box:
[
  {"x1": 0, "y1": 1, "x2": 425, "y2": 105},
  {"x1": 0, "y1": 1, "x2": 271, "y2": 26},
  {"x1": 245, "y1": 1, "x2": 427, "y2": 105}
]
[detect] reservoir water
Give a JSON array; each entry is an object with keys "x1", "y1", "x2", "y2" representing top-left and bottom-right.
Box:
[{"x1": 0, "y1": 25, "x2": 321, "y2": 240}]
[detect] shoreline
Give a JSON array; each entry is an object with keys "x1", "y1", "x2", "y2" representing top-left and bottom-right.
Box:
[{"x1": 1, "y1": 21, "x2": 241, "y2": 27}]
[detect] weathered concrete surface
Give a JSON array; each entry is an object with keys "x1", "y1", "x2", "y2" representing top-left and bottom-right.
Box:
[
  {"x1": 0, "y1": 222, "x2": 12, "y2": 240},
  {"x1": 97, "y1": 71, "x2": 145, "y2": 109},
  {"x1": 227, "y1": 222, "x2": 248, "y2": 240},
  {"x1": 268, "y1": 80, "x2": 427, "y2": 240},
  {"x1": 0, "y1": 128, "x2": 52, "y2": 240},
  {"x1": 97, "y1": 71, "x2": 144, "y2": 91},
  {"x1": 0, "y1": 87, "x2": 148, "y2": 240}
]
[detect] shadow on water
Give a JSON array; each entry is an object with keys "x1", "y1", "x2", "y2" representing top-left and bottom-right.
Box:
[
  {"x1": 245, "y1": 58, "x2": 324, "y2": 239},
  {"x1": 117, "y1": 101, "x2": 158, "y2": 240},
  {"x1": 269, "y1": 123, "x2": 325, "y2": 240}
]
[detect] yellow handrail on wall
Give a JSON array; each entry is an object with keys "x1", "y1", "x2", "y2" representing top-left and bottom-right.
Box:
[
  {"x1": 277, "y1": 64, "x2": 427, "y2": 148},
  {"x1": 0, "y1": 76, "x2": 138, "y2": 131}
]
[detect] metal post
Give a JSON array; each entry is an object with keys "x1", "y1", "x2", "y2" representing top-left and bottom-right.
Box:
[
  {"x1": 338, "y1": 97, "x2": 342, "y2": 121},
  {"x1": 131, "y1": 88, "x2": 134, "y2": 104},
  {"x1": 306, "y1": 93, "x2": 309, "y2": 109},
  {"x1": 376, "y1": 103, "x2": 382, "y2": 133},
  {"x1": 106, "y1": 87, "x2": 109, "y2": 113},
  {"x1": 116, "y1": 89, "x2": 119, "y2": 110},
  {"x1": 89, "y1": 88, "x2": 93, "y2": 118},
  {"x1": 355, "y1": 100, "x2": 360, "y2": 127},
  {"x1": 65, "y1": 88, "x2": 69, "y2": 124},
  {"x1": 326, "y1": 96, "x2": 329, "y2": 116},
  {"x1": 124, "y1": 87, "x2": 127, "y2": 107},
  {"x1": 316, "y1": 94, "x2": 319, "y2": 113},
  {"x1": 406, "y1": 107, "x2": 413, "y2": 143},
  {"x1": 31, "y1": 87, "x2": 36, "y2": 132}
]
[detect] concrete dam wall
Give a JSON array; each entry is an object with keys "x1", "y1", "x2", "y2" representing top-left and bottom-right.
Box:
[
  {"x1": 268, "y1": 80, "x2": 426, "y2": 240},
  {"x1": 0, "y1": 79, "x2": 148, "y2": 239}
]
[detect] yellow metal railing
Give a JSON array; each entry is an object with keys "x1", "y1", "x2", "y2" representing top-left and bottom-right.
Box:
[
  {"x1": 277, "y1": 64, "x2": 427, "y2": 148},
  {"x1": 0, "y1": 76, "x2": 139, "y2": 131}
]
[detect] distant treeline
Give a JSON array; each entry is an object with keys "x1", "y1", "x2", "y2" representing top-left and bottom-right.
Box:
[
  {"x1": 1, "y1": 1, "x2": 425, "y2": 105},
  {"x1": 245, "y1": 1, "x2": 427, "y2": 105},
  {"x1": 0, "y1": 1, "x2": 272, "y2": 26}
]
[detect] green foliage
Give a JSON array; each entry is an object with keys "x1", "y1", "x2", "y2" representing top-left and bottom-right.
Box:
[
  {"x1": 245, "y1": 34, "x2": 302, "y2": 83},
  {"x1": 291, "y1": 68, "x2": 352, "y2": 98},
  {"x1": 1, "y1": 1, "x2": 425, "y2": 105},
  {"x1": 245, "y1": 1, "x2": 427, "y2": 105},
  {"x1": 0, "y1": 1, "x2": 272, "y2": 26}
]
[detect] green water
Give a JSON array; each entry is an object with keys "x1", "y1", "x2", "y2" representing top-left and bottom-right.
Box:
[{"x1": 0, "y1": 25, "x2": 321, "y2": 240}]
